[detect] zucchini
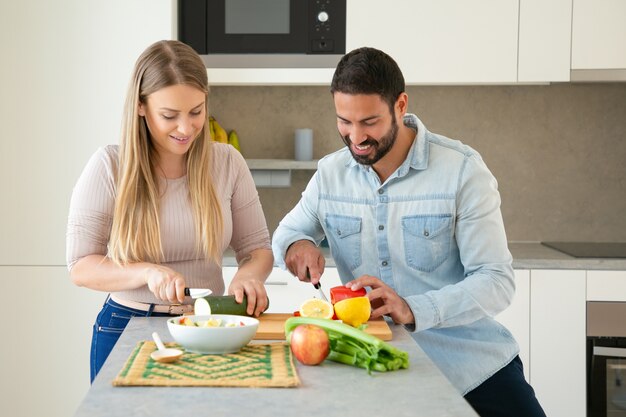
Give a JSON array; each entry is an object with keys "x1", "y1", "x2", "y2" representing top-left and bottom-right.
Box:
[{"x1": 198, "y1": 295, "x2": 269, "y2": 316}]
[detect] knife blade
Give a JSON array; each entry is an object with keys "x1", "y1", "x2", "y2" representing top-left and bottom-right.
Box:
[
  {"x1": 313, "y1": 282, "x2": 329, "y2": 302},
  {"x1": 184, "y1": 288, "x2": 213, "y2": 299},
  {"x1": 307, "y1": 268, "x2": 329, "y2": 302}
]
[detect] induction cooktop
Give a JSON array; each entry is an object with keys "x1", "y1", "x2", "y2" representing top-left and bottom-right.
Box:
[{"x1": 541, "y1": 242, "x2": 626, "y2": 258}]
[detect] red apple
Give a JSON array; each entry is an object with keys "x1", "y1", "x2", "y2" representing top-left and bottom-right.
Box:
[{"x1": 289, "y1": 324, "x2": 330, "y2": 366}]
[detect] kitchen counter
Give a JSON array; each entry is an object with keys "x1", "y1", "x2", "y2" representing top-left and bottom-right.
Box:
[
  {"x1": 74, "y1": 317, "x2": 478, "y2": 417},
  {"x1": 224, "y1": 242, "x2": 626, "y2": 270}
]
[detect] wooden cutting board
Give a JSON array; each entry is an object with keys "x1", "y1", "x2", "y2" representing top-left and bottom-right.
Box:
[{"x1": 254, "y1": 313, "x2": 393, "y2": 341}]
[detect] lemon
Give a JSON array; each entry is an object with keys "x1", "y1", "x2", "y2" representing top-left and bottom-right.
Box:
[
  {"x1": 299, "y1": 298, "x2": 334, "y2": 319},
  {"x1": 194, "y1": 297, "x2": 212, "y2": 315},
  {"x1": 333, "y1": 296, "x2": 371, "y2": 327}
]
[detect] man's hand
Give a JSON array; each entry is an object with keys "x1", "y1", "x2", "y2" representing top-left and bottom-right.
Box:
[
  {"x1": 284, "y1": 240, "x2": 325, "y2": 285},
  {"x1": 347, "y1": 275, "x2": 415, "y2": 325}
]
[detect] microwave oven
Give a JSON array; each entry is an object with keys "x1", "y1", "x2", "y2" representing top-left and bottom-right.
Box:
[{"x1": 178, "y1": 0, "x2": 346, "y2": 68}]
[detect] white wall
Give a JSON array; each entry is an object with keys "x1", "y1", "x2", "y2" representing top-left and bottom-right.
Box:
[{"x1": 0, "y1": 1, "x2": 174, "y2": 416}]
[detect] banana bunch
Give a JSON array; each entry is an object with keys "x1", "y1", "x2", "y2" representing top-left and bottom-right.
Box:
[
  {"x1": 209, "y1": 116, "x2": 241, "y2": 152},
  {"x1": 209, "y1": 116, "x2": 228, "y2": 144}
]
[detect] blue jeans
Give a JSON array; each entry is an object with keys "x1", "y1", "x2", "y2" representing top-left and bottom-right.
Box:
[
  {"x1": 464, "y1": 356, "x2": 547, "y2": 417},
  {"x1": 90, "y1": 296, "x2": 173, "y2": 383}
]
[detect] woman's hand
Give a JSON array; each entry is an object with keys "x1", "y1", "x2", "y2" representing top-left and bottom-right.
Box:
[
  {"x1": 143, "y1": 264, "x2": 187, "y2": 304},
  {"x1": 228, "y1": 248, "x2": 273, "y2": 317},
  {"x1": 229, "y1": 276, "x2": 268, "y2": 317},
  {"x1": 347, "y1": 275, "x2": 415, "y2": 325}
]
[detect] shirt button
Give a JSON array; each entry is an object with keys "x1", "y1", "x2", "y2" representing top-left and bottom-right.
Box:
[
  {"x1": 378, "y1": 189, "x2": 384, "y2": 194},
  {"x1": 424, "y1": 231, "x2": 429, "y2": 237},
  {"x1": 378, "y1": 225, "x2": 384, "y2": 231},
  {"x1": 337, "y1": 230, "x2": 342, "y2": 236},
  {"x1": 382, "y1": 261, "x2": 388, "y2": 266}
]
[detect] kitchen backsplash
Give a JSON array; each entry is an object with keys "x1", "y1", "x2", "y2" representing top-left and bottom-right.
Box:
[{"x1": 209, "y1": 83, "x2": 626, "y2": 242}]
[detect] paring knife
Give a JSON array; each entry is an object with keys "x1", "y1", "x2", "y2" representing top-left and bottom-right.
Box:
[{"x1": 184, "y1": 288, "x2": 213, "y2": 299}]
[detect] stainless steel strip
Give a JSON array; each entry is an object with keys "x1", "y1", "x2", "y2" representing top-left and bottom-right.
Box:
[{"x1": 593, "y1": 346, "x2": 626, "y2": 358}]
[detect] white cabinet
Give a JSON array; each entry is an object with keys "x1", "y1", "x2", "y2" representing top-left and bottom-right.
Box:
[
  {"x1": 0, "y1": 266, "x2": 106, "y2": 417},
  {"x1": 529, "y1": 269, "x2": 586, "y2": 417},
  {"x1": 587, "y1": 270, "x2": 626, "y2": 301},
  {"x1": 346, "y1": 0, "x2": 519, "y2": 84},
  {"x1": 0, "y1": 1, "x2": 173, "y2": 266},
  {"x1": 572, "y1": 0, "x2": 626, "y2": 70},
  {"x1": 518, "y1": 0, "x2": 572, "y2": 82},
  {"x1": 495, "y1": 269, "x2": 531, "y2": 381},
  {"x1": 223, "y1": 266, "x2": 342, "y2": 313}
]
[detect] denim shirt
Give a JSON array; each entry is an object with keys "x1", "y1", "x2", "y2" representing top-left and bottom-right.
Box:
[{"x1": 272, "y1": 113, "x2": 518, "y2": 395}]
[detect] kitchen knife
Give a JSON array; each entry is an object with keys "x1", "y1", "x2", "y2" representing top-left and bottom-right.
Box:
[
  {"x1": 307, "y1": 268, "x2": 329, "y2": 302},
  {"x1": 184, "y1": 288, "x2": 213, "y2": 299}
]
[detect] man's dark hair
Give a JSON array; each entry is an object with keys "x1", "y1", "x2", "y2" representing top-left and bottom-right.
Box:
[{"x1": 330, "y1": 47, "x2": 405, "y2": 112}]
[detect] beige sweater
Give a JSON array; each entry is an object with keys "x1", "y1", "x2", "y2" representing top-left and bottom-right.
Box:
[{"x1": 66, "y1": 143, "x2": 270, "y2": 304}]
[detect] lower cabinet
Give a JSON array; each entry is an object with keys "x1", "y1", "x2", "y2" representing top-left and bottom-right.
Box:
[{"x1": 530, "y1": 269, "x2": 586, "y2": 417}]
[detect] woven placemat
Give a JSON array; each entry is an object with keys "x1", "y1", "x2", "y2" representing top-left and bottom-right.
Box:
[{"x1": 113, "y1": 341, "x2": 300, "y2": 388}]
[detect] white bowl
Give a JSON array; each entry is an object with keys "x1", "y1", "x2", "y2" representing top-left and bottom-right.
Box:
[{"x1": 167, "y1": 314, "x2": 259, "y2": 354}]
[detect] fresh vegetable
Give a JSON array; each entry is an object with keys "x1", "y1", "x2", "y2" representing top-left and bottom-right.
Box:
[
  {"x1": 194, "y1": 297, "x2": 212, "y2": 315},
  {"x1": 333, "y1": 296, "x2": 371, "y2": 327},
  {"x1": 289, "y1": 324, "x2": 330, "y2": 365},
  {"x1": 330, "y1": 286, "x2": 367, "y2": 305},
  {"x1": 285, "y1": 317, "x2": 409, "y2": 373},
  {"x1": 193, "y1": 295, "x2": 269, "y2": 316},
  {"x1": 299, "y1": 298, "x2": 334, "y2": 319}
]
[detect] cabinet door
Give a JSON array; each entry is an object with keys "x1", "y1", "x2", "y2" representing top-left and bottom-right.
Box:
[
  {"x1": 587, "y1": 270, "x2": 626, "y2": 301},
  {"x1": 0, "y1": 266, "x2": 106, "y2": 417},
  {"x1": 495, "y1": 269, "x2": 530, "y2": 381},
  {"x1": 572, "y1": 0, "x2": 626, "y2": 69},
  {"x1": 346, "y1": 0, "x2": 519, "y2": 84},
  {"x1": 518, "y1": 0, "x2": 572, "y2": 82},
  {"x1": 0, "y1": 1, "x2": 173, "y2": 266},
  {"x1": 530, "y1": 269, "x2": 586, "y2": 417}
]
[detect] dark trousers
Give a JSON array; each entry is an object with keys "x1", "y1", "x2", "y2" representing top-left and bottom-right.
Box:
[
  {"x1": 464, "y1": 356, "x2": 547, "y2": 417},
  {"x1": 90, "y1": 296, "x2": 173, "y2": 383}
]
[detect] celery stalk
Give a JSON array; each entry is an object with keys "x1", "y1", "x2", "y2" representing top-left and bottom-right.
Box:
[{"x1": 285, "y1": 316, "x2": 409, "y2": 373}]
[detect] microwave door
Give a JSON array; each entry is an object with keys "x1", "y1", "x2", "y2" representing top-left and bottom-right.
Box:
[{"x1": 207, "y1": 0, "x2": 308, "y2": 54}]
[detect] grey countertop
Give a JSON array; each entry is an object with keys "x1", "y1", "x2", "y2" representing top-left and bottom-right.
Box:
[
  {"x1": 74, "y1": 317, "x2": 478, "y2": 417},
  {"x1": 225, "y1": 242, "x2": 626, "y2": 270}
]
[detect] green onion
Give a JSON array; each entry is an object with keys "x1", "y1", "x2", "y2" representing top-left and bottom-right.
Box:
[{"x1": 285, "y1": 317, "x2": 409, "y2": 373}]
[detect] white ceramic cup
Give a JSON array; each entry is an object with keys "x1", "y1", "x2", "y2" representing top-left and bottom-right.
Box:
[{"x1": 294, "y1": 128, "x2": 313, "y2": 161}]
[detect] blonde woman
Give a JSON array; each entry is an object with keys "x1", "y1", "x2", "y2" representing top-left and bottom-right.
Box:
[{"x1": 67, "y1": 40, "x2": 273, "y2": 382}]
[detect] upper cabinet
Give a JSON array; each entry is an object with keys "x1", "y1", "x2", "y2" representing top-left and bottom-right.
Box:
[
  {"x1": 571, "y1": 0, "x2": 626, "y2": 81},
  {"x1": 518, "y1": 0, "x2": 572, "y2": 82},
  {"x1": 346, "y1": 0, "x2": 520, "y2": 84}
]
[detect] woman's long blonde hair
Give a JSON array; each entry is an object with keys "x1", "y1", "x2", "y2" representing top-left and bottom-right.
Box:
[{"x1": 108, "y1": 40, "x2": 222, "y2": 265}]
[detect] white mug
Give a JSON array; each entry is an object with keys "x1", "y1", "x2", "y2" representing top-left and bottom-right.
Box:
[{"x1": 294, "y1": 128, "x2": 313, "y2": 161}]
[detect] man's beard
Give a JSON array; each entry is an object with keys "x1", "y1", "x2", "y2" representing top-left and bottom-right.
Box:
[{"x1": 341, "y1": 114, "x2": 398, "y2": 166}]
